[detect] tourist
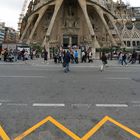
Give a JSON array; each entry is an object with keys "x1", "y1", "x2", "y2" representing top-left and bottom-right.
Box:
[
  {"x1": 121, "y1": 52, "x2": 127, "y2": 65},
  {"x1": 24, "y1": 50, "x2": 29, "y2": 63},
  {"x1": 74, "y1": 50, "x2": 79, "y2": 64},
  {"x1": 129, "y1": 51, "x2": 137, "y2": 64},
  {"x1": 81, "y1": 51, "x2": 86, "y2": 63},
  {"x1": 21, "y1": 49, "x2": 25, "y2": 61},
  {"x1": 3, "y1": 49, "x2": 8, "y2": 62},
  {"x1": 88, "y1": 51, "x2": 93, "y2": 63},
  {"x1": 100, "y1": 52, "x2": 107, "y2": 72},
  {"x1": 118, "y1": 52, "x2": 123, "y2": 64},
  {"x1": 44, "y1": 49, "x2": 48, "y2": 63},
  {"x1": 63, "y1": 50, "x2": 71, "y2": 73}
]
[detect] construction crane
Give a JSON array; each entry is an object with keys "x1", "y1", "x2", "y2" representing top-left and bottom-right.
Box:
[{"x1": 18, "y1": 0, "x2": 30, "y2": 31}]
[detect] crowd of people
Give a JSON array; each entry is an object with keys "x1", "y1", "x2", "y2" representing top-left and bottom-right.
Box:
[
  {"x1": 117, "y1": 51, "x2": 140, "y2": 65},
  {"x1": 53, "y1": 49, "x2": 94, "y2": 65},
  {"x1": 0, "y1": 48, "x2": 37, "y2": 62},
  {"x1": 0, "y1": 47, "x2": 140, "y2": 73}
]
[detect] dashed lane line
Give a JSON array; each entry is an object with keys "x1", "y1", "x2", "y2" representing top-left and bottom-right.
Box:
[
  {"x1": 0, "y1": 100, "x2": 11, "y2": 103},
  {"x1": 96, "y1": 104, "x2": 128, "y2": 107},
  {"x1": 0, "y1": 76, "x2": 45, "y2": 78},
  {"x1": 6, "y1": 103, "x2": 28, "y2": 106},
  {"x1": 32, "y1": 103, "x2": 65, "y2": 107},
  {"x1": 105, "y1": 77, "x2": 131, "y2": 80},
  {"x1": 1, "y1": 102, "x2": 140, "y2": 108}
]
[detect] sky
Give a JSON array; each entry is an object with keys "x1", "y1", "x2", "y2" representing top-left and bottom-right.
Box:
[{"x1": 0, "y1": 0, "x2": 140, "y2": 30}]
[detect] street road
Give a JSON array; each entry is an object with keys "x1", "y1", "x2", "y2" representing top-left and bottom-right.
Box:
[{"x1": 0, "y1": 62, "x2": 140, "y2": 139}]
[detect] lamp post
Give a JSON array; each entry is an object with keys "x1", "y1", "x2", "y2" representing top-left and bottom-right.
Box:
[{"x1": 131, "y1": 17, "x2": 136, "y2": 52}]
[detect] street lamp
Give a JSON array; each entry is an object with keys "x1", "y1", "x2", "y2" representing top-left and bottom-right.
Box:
[{"x1": 131, "y1": 17, "x2": 136, "y2": 52}]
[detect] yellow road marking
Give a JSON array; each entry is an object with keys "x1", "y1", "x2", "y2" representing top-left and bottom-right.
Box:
[
  {"x1": 81, "y1": 116, "x2": 140, "y2": 139},
  {"x1": 14, "y1": 116, "x2": 81, "y2": 140},
  {"x1": 0, "y1": 116, "x2": 140, "y2": 139},
  {"x1": 108, "y1": 117, "x2": 140, "y2": 139},
  {"x1": 81, "y1": 116, "x2": 108, "y2": 140},
  {"x1": 0, "y1": 126, "x2": 10, "y2": 140}
]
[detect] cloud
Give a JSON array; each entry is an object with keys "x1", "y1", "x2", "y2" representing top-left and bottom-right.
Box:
[
  {"x1": 0, "y1": 0, "x2": 25, "y2": 29},
  {"x1": 0, "y1": 0, "x2": 140, "y2": 30},
  {"x1": 0, "y1": 0, "x2": 23, "y2": 9}
]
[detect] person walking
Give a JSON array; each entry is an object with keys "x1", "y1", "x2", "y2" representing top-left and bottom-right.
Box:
[
  {"x1": 74, "y1": 50, "x2": 79, "y2": 64},
  {"x1": 129, "y1": 51, "x2": 137, "y2": 64},
  {"x1": 121, "y1": 52, "x2": 127, "y2": 66},
  {"x1": 24, "y1": 50, "x2": 29, "y2": 64},
  {"x1": 88, "y1": 51, "x2": 93, "y2": 63},
  {"x1": 100, "y1": 52, "x2": 107, "y2": 72},
  {"x1": 63, "y1": 50, "x2": 71, "y2": 73},
  {"x1": 3, "y1": 49, "x2": 8, "y2": 62},
  {"x1": 44, "y1": 49, "x2": 48, "y2": 63},
  {"x1": 81, "y1": 51, "x2": 85, "y2": 63},
  {"x1": 118, "y1": 52, "x2": 123, "y2": 64}
]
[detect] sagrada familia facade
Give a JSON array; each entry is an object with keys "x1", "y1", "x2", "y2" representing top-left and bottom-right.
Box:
[{"x1": 19, "y1": 0, "x2": 140, "y2": 55}]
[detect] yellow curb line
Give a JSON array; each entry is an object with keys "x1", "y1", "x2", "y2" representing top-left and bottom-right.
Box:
[{"x1": 0, "y1": 116, "x2": 140, "y2": 140}]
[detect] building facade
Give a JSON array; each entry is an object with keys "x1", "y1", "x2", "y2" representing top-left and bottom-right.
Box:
[
  {"x1": 114, "y1": 2, "x2": 140, "y2": 51},
  {"x1": 4, "y1": 27, "x2": 17, "y2": 43},
  {"x1": 20, "y1": 0, "x2": 122, "y2": 55},
  {"x1": 20, "y1": 0, "x2": 140, "y2": 55},
  {"x1": 0, "y1": 22, "x2": 5, "y2": 44}
]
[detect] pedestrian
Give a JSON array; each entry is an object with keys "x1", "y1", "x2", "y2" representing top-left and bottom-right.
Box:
[
  {"x1": 70, "y1": 51, "x2": 74, "y2": 64},
  {"x1": 74, "y1": 50, "x2": 79, "y2": 64},
  {"x1": 129, "y1": 51, "x2": 137, "y2": 64},
  {"x1": 88, "y1": 51, "x2": 93, "y2": 63},
  {"x1": 8, "y1": 49, "x2": 14, "y2": 62},
  {"x1": 63, "y1": 50, "x2": 71, "y2": 73},
  {"x1": 121, "y1": 52, "x2": 127, "y2": 66},
  {"x1": 58, "y1": 52, "x2": 62, "y2": 63},
  {"x1": 100, "y1": 52, "x2": 107, "y2": 72},
  {"x1": 118, "y1": 52, "x2": 123, "y2": 64},
  {"x1": 30, "y1": 50, "x2": 34, "y2": 60},
  {"x1": 3, "y1": 49, "x2": 8, "y2": 62},
  {"x1": 44, "y1": 49, "x2": 48, "y2": 63},
  {"x1": 13, "y1": 49, "x2": 18, "y2": 62},
  {"x1": 81, "y1": 51, "x2": 85, "y2": 63},
  {"x1": 54, "y1": 52, "x2": 58, "y2": 64},
  {"x1": 24, "y1": 50, "x2": 29, "y2": 64},
  {"x1": 21, "y1": 49, "x2": 25, "y2": 61}
]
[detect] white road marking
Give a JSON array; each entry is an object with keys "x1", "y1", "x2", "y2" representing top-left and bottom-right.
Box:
[
  {"x1": 0, "y1": 100, "x2": 11, "y2": 103},
  {"x1": 96, "y1": 104, "x2": 128, "y2": 107},
  {"x1": 32, "y1": 103, "x2": 65, "y2": 107},
  {"x1": 7, "y1": 103, "x2": 28, "y2": 106},
  {"x1": 0, "y1": 76, "x2": 45, "y2": 78},
  {"x1": 0, "y1": 103, "x2": 2, "y2": 106},
  {"x1": 105, "y1": 77, "x2": 131, "y2": 80}
]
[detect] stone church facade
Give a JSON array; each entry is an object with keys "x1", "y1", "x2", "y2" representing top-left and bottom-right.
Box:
[{"x1": 20, "y1": 0, "x2": 125, "y2": 55}]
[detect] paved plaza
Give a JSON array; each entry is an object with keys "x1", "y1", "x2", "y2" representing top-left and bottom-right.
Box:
[{"x1": 0, "y1": 60, "x2": 140, "y2": 139}]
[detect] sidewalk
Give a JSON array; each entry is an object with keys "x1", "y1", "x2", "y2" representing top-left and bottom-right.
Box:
[
  {"x1": 30, "y1": 59, "x2": 140, "y2": 67},
  {"x1": 0, "y1": 59, "x2": 140, "y2": 67}
]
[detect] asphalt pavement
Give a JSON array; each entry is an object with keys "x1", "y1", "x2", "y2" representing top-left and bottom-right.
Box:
[{"x1": 0, "y1": 59, "x2": 140, "y2": 140}]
